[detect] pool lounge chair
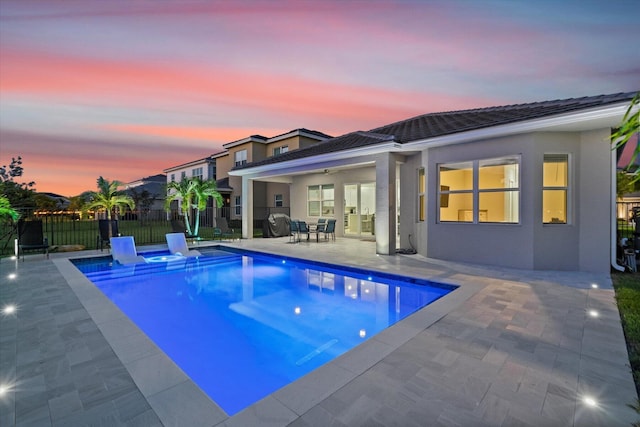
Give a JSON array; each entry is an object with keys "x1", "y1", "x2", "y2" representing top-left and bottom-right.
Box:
[
  {"x1": 166, "y1": 232, "x2": 201, "y2": 257},
  {"x1": 18, "y1": 219, "x2": 50, "y2": 261},
  {"x1": 110, "y1": 236, "x2": 147, "y2": 265}
]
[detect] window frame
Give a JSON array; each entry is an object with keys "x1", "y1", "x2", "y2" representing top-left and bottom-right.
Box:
[
  {"x1": 418, "y1": 167, "x2": 425, "y2": 222},
  {"x1": 307, "y1": 184, "x2": 334, "y2": 217},
  {"x1": 438, "y1": 155, "x2": 521, "y2": 224},
  {"x1": 273, "y1": 145, "x2": 289, "y2": 156},
  {"x1": 274, "y1": 194, "x2": 283, "y2": 208},
  {"x1": 234, "y1": 150, "x2": 247, "y2": 167},
  {"x1": 234, "y1": 195, "x2": 242, "y2": 215},
  {"x1": 192, "y1": 167, "x2": 203, "y2": 180},
  {"x1": 542, "y1": 153, "x2": 570, "y2": 225}
]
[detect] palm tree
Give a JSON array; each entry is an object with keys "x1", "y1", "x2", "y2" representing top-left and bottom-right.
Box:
[
  {"x1": 613, "y1": 92, "x2": 640, "y2": 179},
  {"x1": 165, "y1": 178, "x2": 195, "y2": 236},
  {"x1": 191, "y1": 178, "x2": 224, "y2": 237},
  {"x1": 85, "y1": 177, "x2": 135, "y2": 236}
]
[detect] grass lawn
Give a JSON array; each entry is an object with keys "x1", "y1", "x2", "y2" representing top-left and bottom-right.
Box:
[{"x1": 612, "y1": 272, "x2": 640, "y2": 421}]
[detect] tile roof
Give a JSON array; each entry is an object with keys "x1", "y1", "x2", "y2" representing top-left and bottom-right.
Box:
[{"x1": 233, "y1": 91, "x2": 638, "y2": 170}]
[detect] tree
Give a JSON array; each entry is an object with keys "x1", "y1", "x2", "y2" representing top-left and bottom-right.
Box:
[
  {"x1": 613, "y1": 92, "x2": 640, "y2": 179},
  {"x1": 0, "y1": 156, "x2": 36, "y2": 209},
  {"x1": 128, "y1": 187, "x2": 157, "y2": 222},
  {"x1": 0, "y1": 195, "x2": 19, "y2": 222},
  {"x1": 190, "y1": 178, "x2": 223, "y2": 237},
  {"x1": 85, "y1": 177, "x2": 135, "y2": 223},
  {"x1": 165, "y1": 178, "x2": 195, "y2": 236}
]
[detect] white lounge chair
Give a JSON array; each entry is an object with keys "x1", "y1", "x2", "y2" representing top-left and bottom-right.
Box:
[
  {"x1": 109, "y1": 236, "x2": 147, "y2": 265},
  {"x1": 166, "y1": 232, "x2": 201, "y2": 257}
]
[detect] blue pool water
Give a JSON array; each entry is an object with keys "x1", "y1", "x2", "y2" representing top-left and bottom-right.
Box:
[{"x1": 72, "y1": 247, "x2": 456, "y2": 415}]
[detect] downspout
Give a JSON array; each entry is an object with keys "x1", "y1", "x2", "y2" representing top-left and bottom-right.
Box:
[{"x1": 612, "y1": 143, "x2": 625, "y2": 272}]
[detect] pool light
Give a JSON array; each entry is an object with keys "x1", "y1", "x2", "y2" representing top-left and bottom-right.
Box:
[
  {"x1": 0, "y1": 384, "x2": 9, "y2": 397},
  {"x1": 583, "y1": 396, "x2": 598, "y2": 408},
  {"x1": 294, "y1": 306, "x2": 301, "y2": 315},
  {"x1": 282, "y1": 260, "x2": 286, "y2": 264},
  {"x1": 2, "y1": 304, "x2": 17, "y2": 316},
  {"x1": 359, "y1": 329, "x2": 366, "y2": 338}
]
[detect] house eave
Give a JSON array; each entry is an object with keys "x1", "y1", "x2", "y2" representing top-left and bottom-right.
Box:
[
  {"x1": 228, "y1": 142, "x2": 401, "y2": 177},
  {"x1": 402, "y1": 103, "x2": 629, "y2": 150}
]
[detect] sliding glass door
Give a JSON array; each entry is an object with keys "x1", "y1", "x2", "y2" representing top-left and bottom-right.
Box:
[{"x1": 343, "y1": 183, "x2": 375, "y2": 237}]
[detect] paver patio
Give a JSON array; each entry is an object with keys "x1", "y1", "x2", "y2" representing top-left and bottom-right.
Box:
[{"x1": 1, "y1": 237, "x2": 637, "y2": 426}]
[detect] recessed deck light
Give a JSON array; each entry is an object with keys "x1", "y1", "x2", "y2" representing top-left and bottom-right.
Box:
[
  {"x1": 8, "y1": 273, "x2": 16, "y2": 280},
  {"x1": 588, "y1": 310, "x2": 599, "y2": 318},
  {"x1": 583, "y1": 396, "x2": 598, "y2": 407},
  {"x1": 591, "y1": 284, "x2": 598, "y2": 289},
  {"x1": 2, "y1": 305, "x2": 16, "y2": 315},
  {"x1": 0, "y1": 383, "x2": 12, "y2": 397}
]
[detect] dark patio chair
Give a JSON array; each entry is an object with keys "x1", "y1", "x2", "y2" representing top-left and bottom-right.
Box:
[
  {"x1": 321, "y1": 219, "x2": 336, "y2": 241},
  {"x1": 213, "y1": 217, "x2": 235, "y2": 241},
  {"x1": 297, "y1": 221, "x2": 311, "y2": 241},
  {"x1": 97, "y1": 219, "x2": 119, "y2": 251},
  {"x1": 18, "y1": 219, "x2": 50, "y2": 261},
  {"x1": 289, "y1": 220, "x2": 299, "y2": 243},
  {"x1": 171, "y1": 218, "x2": 197, "y2": 239}
]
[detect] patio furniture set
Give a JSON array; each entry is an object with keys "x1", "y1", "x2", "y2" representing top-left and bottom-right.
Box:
[{"x1": 289, "y1": 218, "x2": 336, "y2": 243}]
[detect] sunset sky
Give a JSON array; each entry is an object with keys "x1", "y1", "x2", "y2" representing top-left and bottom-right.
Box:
[{"x1": 1, "y1": 0, "x2": 639, "y2": 197}]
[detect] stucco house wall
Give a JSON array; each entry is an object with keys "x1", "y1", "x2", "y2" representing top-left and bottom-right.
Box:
[{"x1": 422, "y1": 130, "x2": 612, "y2": 272}]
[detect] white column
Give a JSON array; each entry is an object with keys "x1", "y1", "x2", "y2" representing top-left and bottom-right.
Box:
[
  {"x1": 375, "y1": 153, "x2": 398, "y2": 255},
  {"x1": 242, "y1": 176, "x2": 254, "y2": 239}
]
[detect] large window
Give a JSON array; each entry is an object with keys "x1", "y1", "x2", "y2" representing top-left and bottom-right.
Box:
[
  {"x1": 439, "y1": 156, "x2": 520, "y2": 223},
  {"x1": 543, "y1": 154, "x2": 569, "y2": 224},
  {"x1": 418, "y1": 168, "x2": 425, "y2": 222},
  {"x1": 234, "y1": 150, "x2": 247, "y2": 167},
  {"x1": 308, "y1": 184, "x2": 334, "y2": 216}
]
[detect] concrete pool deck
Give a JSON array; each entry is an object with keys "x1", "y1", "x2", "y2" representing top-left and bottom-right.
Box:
[{"x1": 1, "y1": 237, "x2": 638, "y2": 426}]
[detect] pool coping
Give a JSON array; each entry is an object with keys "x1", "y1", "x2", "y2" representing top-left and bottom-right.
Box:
[{"x1": 53, "y1": 244, "x2": 484, "y2": 426}]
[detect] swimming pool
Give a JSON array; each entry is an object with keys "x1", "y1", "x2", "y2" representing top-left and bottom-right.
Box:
[{"x1": 72, "y1": 247, "x2": 456, "y2": 416}]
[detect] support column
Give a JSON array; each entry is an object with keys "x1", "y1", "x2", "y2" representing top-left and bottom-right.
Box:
[
  {"x1": 375, "y1": 153, "x2": 398, "y2": 255},
  {"x1": 241, "y1": 176, "x2": 254, "y2": 239}
]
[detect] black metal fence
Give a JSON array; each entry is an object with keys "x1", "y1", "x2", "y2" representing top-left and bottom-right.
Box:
[
  {"x1": 617, "y1": 201, "x2": 640, "y2": 242},
  {"x1": 1, "y1": 206, "x2": 290, "y2": 257}
]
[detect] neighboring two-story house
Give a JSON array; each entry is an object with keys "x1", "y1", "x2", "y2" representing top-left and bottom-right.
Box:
[{"x1": 163, "y1": 128, "x2": 331, "y2": 222}]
